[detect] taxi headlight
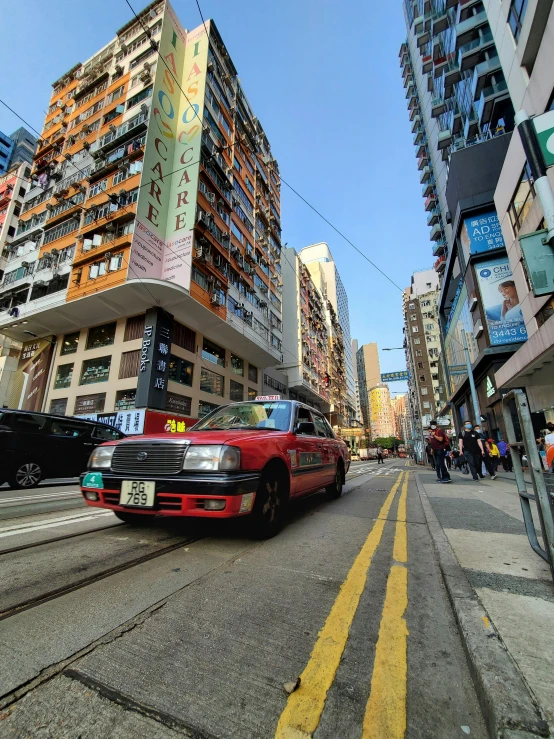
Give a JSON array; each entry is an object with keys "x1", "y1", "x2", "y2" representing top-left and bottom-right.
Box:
[
  {"x1": 88, "y1": 446, "x2": 115, "y2": 470},
  {"x1": 183, "y1": 445, "x2": 241, "y2": 471}
]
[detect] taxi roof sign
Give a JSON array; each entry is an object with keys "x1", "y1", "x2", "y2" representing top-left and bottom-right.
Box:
[{"x1": 255, "y1": 395, "x2": 281, "y2": 401}]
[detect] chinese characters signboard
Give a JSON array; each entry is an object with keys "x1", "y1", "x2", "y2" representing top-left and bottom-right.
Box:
[
  {"x1": 15, "y1": 336, "x2": 55, "y2": 412},
  {"x1": 533, "y1": 109, "x2": 554, "y2": 168},
  {"x1": 380, "y1": 371, "x2": 409, "y2": 382},
  {"x1": 135, "y1": 306, "x2": 173, "y2": 410},
  {"x1": 461, "y1": 210, "x2": 506, "y2": 255}
]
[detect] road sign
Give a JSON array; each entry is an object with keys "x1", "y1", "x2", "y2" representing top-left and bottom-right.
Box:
[
  {"x1": 381, "y1": 371, "x2": 409, "y2": 382},
  {"x1": 519, "y1": 229, "x2": 554, "y2": 297},
  {"x1": 533, "y1": 110, "x2": 554, "y2": 168}
]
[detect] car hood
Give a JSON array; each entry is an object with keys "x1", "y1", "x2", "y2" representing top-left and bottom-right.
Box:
[{"x1": 116, "y1": 430, "x2": 286, "y2": 446}]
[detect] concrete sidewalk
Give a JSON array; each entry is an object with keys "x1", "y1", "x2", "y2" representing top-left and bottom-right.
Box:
[{"x1": 415, "y1": 468, "x2": 554, "y2": 736}]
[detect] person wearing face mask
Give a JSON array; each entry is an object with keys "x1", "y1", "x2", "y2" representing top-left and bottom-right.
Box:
[
  {"x1": 427, "y1": 420, "x2": 451, "y2": 483},
  {"x1": 458, "y1": 422, "x2": 485, "y2": 481}
]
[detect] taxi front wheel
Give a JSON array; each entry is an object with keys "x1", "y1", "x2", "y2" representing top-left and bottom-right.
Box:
[{"x1": 250, "y1": 465, "x2": 288, "y2": 539}]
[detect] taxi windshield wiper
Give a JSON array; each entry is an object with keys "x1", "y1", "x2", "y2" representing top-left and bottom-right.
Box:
[{"x1": 205, "y1": 424, "x2": 281, "y2": 431}]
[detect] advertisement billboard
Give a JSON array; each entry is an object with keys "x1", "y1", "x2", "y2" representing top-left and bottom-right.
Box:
[
  {"x1": 12, "y1": 337, "x2": 56, "y2": 412},
  {"x1": 128, "y1": 6, "x2": 208, "y2": 290},
  {"x1": 460, "y1": 210, "x2": 506, "y2": 256},
  {"x1": 475, "y1": 257, "x2": 528, "y2": 346}
]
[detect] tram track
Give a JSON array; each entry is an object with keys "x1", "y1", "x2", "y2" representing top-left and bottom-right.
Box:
[{"x1": 0, "y1": 532, "x2": 204, "y2": 622}]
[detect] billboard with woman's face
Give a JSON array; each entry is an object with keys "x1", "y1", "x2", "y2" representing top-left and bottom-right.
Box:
[{"x1": 475, "y1": 257, "x2": 528, "y2": 346}]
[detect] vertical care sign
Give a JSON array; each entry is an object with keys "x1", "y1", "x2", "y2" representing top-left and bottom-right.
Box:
[{"x1": 135, "y1": 306, "x2": 174, "y2": 410}]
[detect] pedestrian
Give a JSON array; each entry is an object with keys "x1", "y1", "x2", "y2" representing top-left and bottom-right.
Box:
[
  {"x1": 428, "y1": 420, "x2": 451, "y2": 483},
  {"x1": 425, "y1": 443, "x2": 435, "y2": 470},
  {"x1": 497, "y1": 438, "x2": 509, "y2": 471},
  {"x1": 458, "y1": 422, "x2": 486, "y2": 481},
  {"x1": 377, "y1": 446, "x2": 384, "y2": 464},
  {"x1": 487, "y1": 438, "x2": 500, "y2": 476}
]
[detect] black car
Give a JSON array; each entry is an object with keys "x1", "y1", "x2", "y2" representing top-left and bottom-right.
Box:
[{"x1": 0, "y1": 409, "x2": 125, "y2": 489}]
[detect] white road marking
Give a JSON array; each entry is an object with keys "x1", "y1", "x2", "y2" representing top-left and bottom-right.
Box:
[
  {"x1": 0, "y1": 509, "x2": 114, "y2": 539},
  {"x1": 0, "y1": 491, "x2": 82, "y2": 504}
]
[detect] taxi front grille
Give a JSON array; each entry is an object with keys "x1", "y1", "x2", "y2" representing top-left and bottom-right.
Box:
[{"x1": 111, "y1": 442, "x2": 187, "y2": 475}]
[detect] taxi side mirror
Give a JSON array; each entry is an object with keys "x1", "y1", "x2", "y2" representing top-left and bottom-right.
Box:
[{"x1": 295, "y1": 421, "x2": 316, "y2": 436}]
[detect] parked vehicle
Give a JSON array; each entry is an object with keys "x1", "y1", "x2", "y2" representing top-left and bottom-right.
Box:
[
  {"x1": 0, "y1": 410, "x2": 125, "y2": 489},
  {"x1": 81, "y1": 400, "x2": 351, "y2": 538}
]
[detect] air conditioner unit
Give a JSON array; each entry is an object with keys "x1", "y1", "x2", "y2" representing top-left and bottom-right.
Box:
[
  {"x1": 45, "y1": 204, "x2": 54, "y2": 212},
  {"x1": 82, "y1": 123, "x2": 90, "y2": 134},
  {"x1": 75, "y1": 69, "x2": 84, "y2": 79},
  {"x1": 115, "y1": 64, "x2": 123, "y2": 75},
  {"x1": 109, "y1": 124, "x2": 117, "y2": 134},
  {"x1": 210, "y1": 294, "x2": 222, "y2": 305},
  {"x1": 259, "y1": 300, "x2": 267, "y2": 308},
  {"x1": 104, "y1": 251, "x2": 112, "y2": 259},
  {"x1": 214, "y1": 254, "x2": 222, "y2": 267},
  {"x1": 195, "y1": 245, "x2": 204, "y2": 259},
  {"x1": 21, "y1": 261, "x2": 30, "y2": 268},
  {"x1": 207, "y1": 192, "x2": 215, "y2": 205},
  {"x1": 140, "y1": 72, "x2": 151, "y2": 84},
  {"x1": 207, "y1": 62, "x2": 214, "y2": 73},
  {"x1": 82, "y1": 239, "x2": 92, "y2": 251},
  {"x1": 57, "y1": 100, "x2": 65, "y2": 108},
  {"x1": 243, "y1": 310, "x2": 252, "y2": 318}
]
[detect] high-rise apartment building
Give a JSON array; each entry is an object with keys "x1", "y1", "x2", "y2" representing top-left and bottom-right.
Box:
[
  {"x1": 0, "y1": 1, "x2": 283, "y2": 421},
  {"x1": 393, "y1": 394, "x2": 411, "y2": 443},
  {"x1": 399, "y1": 0, "x2": 544, "y2": 438},
  {"x1": 403, "y1": 268, "x2": 447, "y2": 430},
  {"x1": 356, "y1": 342, "x2": 381, "y2": 434},
  {"x1": 0, "y1": 128, "x2": 37, "y2": 175},
  {"x1": 299, "y1": 242, "x2": 358, "y2": 426},
  {"x1": 351, "y1": 338, "x2": 362, "y2": 423},
  {"x1": 280, "y1": 248, "x2": 331, "y2": 414},
  {"x1": 369, "y1": 384, "x2": 396, "y2": 439}
]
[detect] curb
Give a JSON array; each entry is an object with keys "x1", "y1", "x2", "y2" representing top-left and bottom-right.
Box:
[{"x1": 413, "y1": 471, "x2": 550, "y2": 739}]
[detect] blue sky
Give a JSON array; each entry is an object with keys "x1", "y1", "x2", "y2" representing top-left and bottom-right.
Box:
[{"x1": 0, "y1": 0, "x2": 432, "y2": 396}]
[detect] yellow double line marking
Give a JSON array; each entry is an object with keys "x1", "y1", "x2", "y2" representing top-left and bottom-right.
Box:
[{"x1": 275, "y1": 471, "x2": 409, "y2": 739}]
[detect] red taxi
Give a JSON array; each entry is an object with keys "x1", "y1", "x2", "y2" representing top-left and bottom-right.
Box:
[{"x1": 81, "y1": 400, "x2": 350, "y2": 538}]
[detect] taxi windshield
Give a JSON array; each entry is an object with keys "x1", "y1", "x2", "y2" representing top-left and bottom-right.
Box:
[{"x1": 193, "y1": 402, "x2": 291, "y2": 432}]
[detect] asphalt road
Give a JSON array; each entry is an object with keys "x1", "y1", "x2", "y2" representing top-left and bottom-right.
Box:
[{"x1": 0, "y1": 461, "x2": 487, "y2": 738}]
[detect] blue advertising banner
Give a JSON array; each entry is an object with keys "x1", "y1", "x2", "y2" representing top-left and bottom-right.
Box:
[
  {"x1": 475, "y1": 257, "x2": 528, "y2": 346},
  {"x1": 461, "y1": 210, "x2": 506, "y2": 254},
  {"x1": 381, "y1": 371, "x2": 410, "y2": 382}
]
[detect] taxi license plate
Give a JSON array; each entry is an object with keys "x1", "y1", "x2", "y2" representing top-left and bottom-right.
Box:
[{"x1": 121, "y1": 480, "x2": 155, "y2": 508}]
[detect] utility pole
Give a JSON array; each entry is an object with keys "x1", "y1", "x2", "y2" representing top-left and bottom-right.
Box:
[
  {"x1": 515, "y1": 110, "x2": 554, "y2": 245},
  {"x1": 461, "y1": 331, "x2": 481, "y2": 424}
]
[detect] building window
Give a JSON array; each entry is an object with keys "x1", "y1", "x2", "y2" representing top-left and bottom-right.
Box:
[
  {"x1": 248, "y1": 364, "x2": 258, "y2": 383},
  {"x1": 202, "y1": 338, "x2": 225, "y2": 367},
  {"x1": 230, "y1": 354, "x2": 244, "y2": 376},
  {"x1": 419, "y1": 375, "x2": 426, "y2": 382},
  {"x1": 80, "y1": 356, "x2": 111, "y2": 385},
  {"x1": 115, "y1": 388, "x2": 136, "y2": 410},
  {"x1": 421, "y1": 387, "x2": 428, "y2": 395},
  {"x1": 86, "y1": 322, "x2": 117, "y2": 350},
  {"x1": 508, "y1": 0, "x2": 528, "y2": 42},
  {"x1": 54, "y1": 363, "x2": 73, "y2": 389},
  {"x1": 168, "y1": 355, "x2": 193, "y2": 386},
  {"x1": 508, "y1": 162, "x2": 535, "y2": 234},
  {"x1": 198, "y1": 399, "x2": 220, "y2": 418},
  {"x1": 248, "y1": 387, "x2": 257, "y2": 400},
  {"x1": 230, "y1": 380, "x2": 243, "y2": 401},
  {"x1": 200, "y1": 367, "x2": 224, "y2": 396},
  {"x1": 61, "y1": 331, "x2": 79, "y2": 355},
  {"x1": 423, "y1": 401, "x2": 431, "y2": 409},
  {"x1": 49, "y1": 398, "x2": 68, "y2": 415},
  {"x1": 414, "y1": 338, "x2": 421, "y2": 344},
  {"x1": 412, "y1": 326, "x2": 419, "y2": 333},
  {"x1": 417, "y1": 362, "x2": 424, "y2": 369},
  {"x1": 411, "y1": 314, "x2": 417, "y2": 321}
]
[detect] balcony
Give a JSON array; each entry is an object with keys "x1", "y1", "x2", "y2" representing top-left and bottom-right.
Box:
[
  {"x1": 433, "y1": 239, "x2": 447, "y2": 256},
  {"x1": 434, "y1": 255, "x2": 447, "y2": 273},
  {"x1": 402, "y1": 63, "x2": 412, "y2": 80},
  {"x1": 434, "y1": 54, "x2": 448, "y2": 78},
  {"x1": 422, "y1": 180, "x2": 435, "y2": 198},
  {"x1": 409, "y1": 105, "x2": 420, "y2": 121},
  {"x1": 422, "y1": 55, "x2": 433, "y2": 74},
  {"x1": 426, "y1": 73, "x2": 434, "y2": 92},
  {"x1": 427, "y1": 209, "x2": 440, "y2": 226},
  {"x1": 90, "y1": 110, "x2": 149, "y2": 155},
  {"x1": 413, "y1": 129, "x2": 425, "y2": 145},
  {"x1": 471, "y1": 55, "x2": 502, "y2": 100},
  {"x1": 432, "y1": 11, "x2": 449, "y2": 35},
  {"x1": 455, "y1": 10, "x2": 488, "y2": 48},
  {"x1": 444, "y1": 60, "x2": 461, "y2": 88},
  {"x1": 416, "y1": 140, "x2": 428, "y2": 158},
  {"x1": 417, "y1": 151, "x2": 429, "y2": 170},
  {"x1": 420, "y1": 166, "x2": 432, "y2": 184},
  {"x1": 463, "y1": 109, "x2": 479, "y2": 138},
  {"x1": 424, "y1": 192, "x2": 437, "y2": 211},
  {"x1": 408, "y1": 92, "x2": 419, "y2": 110},
  {"x1": 416, "y1": 25, "x2": 431, "y2": 48},
  {"x1": 411, "y1": 114, "x2": 421, "y2": 133},
  {"x1": 457, "y1": 31, "x2": 494, "y2": 71},
  {"x1": 430, "y1": 223, "x2": 443, "y2": 241},
  {"x1": 431, "y1": 96, "x2": 446, "y2": 118},
  {"x1": 452, "y1": 108, "x2": 463, "y2": 135},
  {"x1": 403, "y1": 72, "x2": 413, "y2": 88},
  {"x1": 476, "y1": 80, "x2": 509, "y2": 127},
  {"x1": 405, "y1": 81, "x2": 415, "y2": 99},
  {"x1": 438, "y1": 128, "x2": 453, "y2": 149}
]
